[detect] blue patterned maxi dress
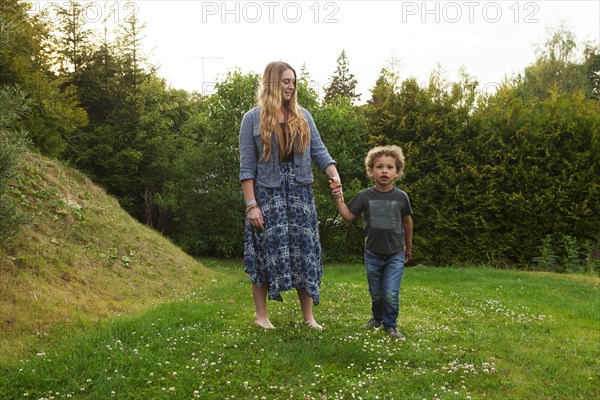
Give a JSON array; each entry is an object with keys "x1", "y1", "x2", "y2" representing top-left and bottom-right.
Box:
[{"x1": 244, "y1": 162, "x2": 323, "y2": 305}]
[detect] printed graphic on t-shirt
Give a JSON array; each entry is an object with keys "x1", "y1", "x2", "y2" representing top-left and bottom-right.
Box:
[{"x1": 369, "y1": 200, "x2": 399, "y2": 230}]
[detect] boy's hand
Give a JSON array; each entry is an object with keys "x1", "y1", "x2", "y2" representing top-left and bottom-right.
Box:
[{"x1": 329, "y1": 178, "x2": 343, "y2": 199}]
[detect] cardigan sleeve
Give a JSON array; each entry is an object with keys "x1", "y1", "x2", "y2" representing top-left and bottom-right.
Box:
[{"x1": 239, "y1": 109, "x2": 258, "y2": 182}]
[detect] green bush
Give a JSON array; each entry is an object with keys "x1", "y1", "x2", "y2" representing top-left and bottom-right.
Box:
[
  {"x1": 533, "y1": 235, "x2": 560, "y2": 272},
  {"x1": 0, "y1": 85, "x2": 30, "y2": 245},
  {"x1": 532, "y1": 234, "x2": 599, "y2": 274}
]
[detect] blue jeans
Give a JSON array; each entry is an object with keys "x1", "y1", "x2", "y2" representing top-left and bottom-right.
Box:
[{"x1": 364, "y1": 250, "x2": 405, "y2": 328}]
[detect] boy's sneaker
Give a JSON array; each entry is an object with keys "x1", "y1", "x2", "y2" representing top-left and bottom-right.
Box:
[
  {"x1": 385, "y1": 326, "x2": 406, "y2": 341},
  {"x1": 360, "y1": 318, "x2": 382, "y2": 330}
]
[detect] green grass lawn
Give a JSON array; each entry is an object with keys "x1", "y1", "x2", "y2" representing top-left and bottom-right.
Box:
[{"x1": 1, "y1": 259, "x2": 598, "y2": 399}]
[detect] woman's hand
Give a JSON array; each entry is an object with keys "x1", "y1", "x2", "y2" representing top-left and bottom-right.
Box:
[
  {"x1": 325, "y1": 164, "x2": 343, "y2": 198},
  {"x1": 246, "y1": 205, "x2": 265, "y2": 231},
  {"x1": 329, "y1": 178, "x2": 343, "y2": 199}
]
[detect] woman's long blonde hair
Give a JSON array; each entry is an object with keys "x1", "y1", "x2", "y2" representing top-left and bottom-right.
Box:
[{"x1": 258, "y1": 61, "x2": 310, "y2": 161}]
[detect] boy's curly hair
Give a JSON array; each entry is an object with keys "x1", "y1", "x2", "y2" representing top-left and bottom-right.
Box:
[{"x1": 365, "y1": 145, "x2": 405, "y2": 180}]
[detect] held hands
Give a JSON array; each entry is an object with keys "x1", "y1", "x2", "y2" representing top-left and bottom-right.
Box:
[{"x1": 329, "y1": 177, "x2": 343, "y2": 200}]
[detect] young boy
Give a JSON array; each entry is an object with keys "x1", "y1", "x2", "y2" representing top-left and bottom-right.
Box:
[{"x1": 330, "y1": 145, "x2": 413, "y2": 340}]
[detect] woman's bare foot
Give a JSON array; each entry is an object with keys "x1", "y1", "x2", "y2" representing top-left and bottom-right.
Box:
[
  {"x1": 254, "y1": 318, "x2": 275, "y2": 329},
  {"x1": 304, "y1": 319, "x2": 323, "y2": 330}
]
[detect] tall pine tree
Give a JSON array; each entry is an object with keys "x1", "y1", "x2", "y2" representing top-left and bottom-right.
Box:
[
  {"x1": 324, "y1": 50, "x2": 360, "y2": 104},
  {"x1": 0, "y1": 0, "x2": 87, "y2": 156},
  {"x1": 53, "y1": 0, "x2": 94, "y2": 75}
]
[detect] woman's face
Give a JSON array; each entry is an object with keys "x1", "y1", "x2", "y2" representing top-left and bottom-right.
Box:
[{"x1": 280, "y1": 69, "x2": 296, "y2": 102}]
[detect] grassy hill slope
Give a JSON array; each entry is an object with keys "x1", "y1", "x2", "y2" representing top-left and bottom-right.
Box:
[{"x1": 0, "y1": 152, "x2": 210, "y2": 357}]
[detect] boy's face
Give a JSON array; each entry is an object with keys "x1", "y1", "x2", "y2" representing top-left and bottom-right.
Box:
[{"x1": 371, "y1": 155, "x2": 399, "y2": 190}]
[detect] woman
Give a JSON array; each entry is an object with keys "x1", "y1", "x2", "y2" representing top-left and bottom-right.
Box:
[{"x1": 239, "y1": 61, "x2": 340, "y2": 330}]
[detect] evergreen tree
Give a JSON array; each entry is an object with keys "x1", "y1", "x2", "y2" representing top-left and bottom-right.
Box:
[
  {"x1": 297, "y1": 63, "x2": 319, "y2": 110},
  {"x1": 115, "y1": 11, "x2": 150, "y2": 93},
  {"x1": 364, "y1": 60, "x2": 402, "y2": 144},
  {"x1": 324, "y1": 50, "x2": 360, "y2": 104},
  {"x1": 0, "y1": 0, "x2": 87, "y2": 156},
  {"x1": 64, "y1": 9, "x2": 159, "y2": 223},
  {"x1": 53, "y1": 0, "x2": 94, "y2": 74}
]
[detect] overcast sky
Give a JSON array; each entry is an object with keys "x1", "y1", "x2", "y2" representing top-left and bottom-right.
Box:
[{"x1": 51, "y1": 0, "x2": 599, "y2": 103}]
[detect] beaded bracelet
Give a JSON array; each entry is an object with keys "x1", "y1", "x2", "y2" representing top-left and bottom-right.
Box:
[{"x1": 245, "y1": 204, "x2": 259, "y2": 215}]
